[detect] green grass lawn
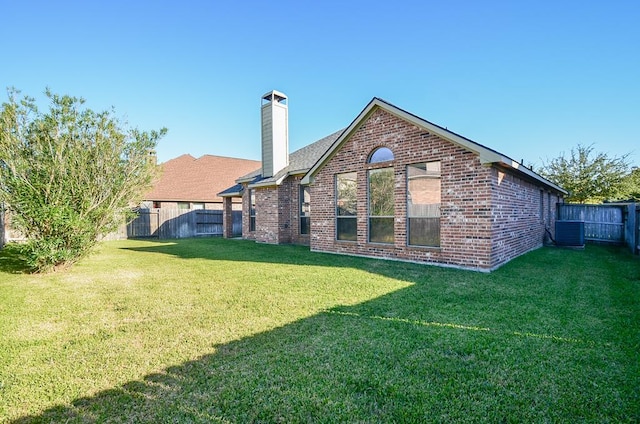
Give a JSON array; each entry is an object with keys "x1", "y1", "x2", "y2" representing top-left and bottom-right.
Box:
[{"x1": 0, "y1": 239, "x2": 638, "y2": 423}]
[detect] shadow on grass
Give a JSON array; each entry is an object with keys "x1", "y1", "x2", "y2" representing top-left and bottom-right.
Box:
[
  {"x1": 118, "y1": 237, "x2": 468, "y2": 285},
  {"x1": 14, "y1": 307, "x2": 483, "y2": 423},
  {"x1": 10, "y1": 241, "x2": 640, "y2": 422},
  {"x1": 0, "y1": 243, "x2": 31, "y2": 274},
  {"x1": 121, "y1": 237, "x2": 346, "y2": 265},
  {"x1": 12, "y1": 294, "x2": 639, "y2": 422}
]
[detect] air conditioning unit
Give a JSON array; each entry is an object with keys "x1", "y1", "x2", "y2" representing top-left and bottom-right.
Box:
[{"x1": 555, "y1": 220, "x2": 585, "y2": 248}]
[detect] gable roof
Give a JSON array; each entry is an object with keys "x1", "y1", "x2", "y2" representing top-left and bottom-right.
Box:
[
  {"x1": 240, "y1": 129, "x2": 344, "y2": 189},
  {"x1": 301, "y1": 98, "x2": 567, "y2": 195},
  {"x1": 145, "y1": 154, "x2": 261, "y2": 203}
]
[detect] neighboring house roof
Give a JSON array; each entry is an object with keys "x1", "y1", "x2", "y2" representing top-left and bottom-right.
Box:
[
  {"x1": 301, "y1": 98, "x2": 568, "y2": 195},
  {"x1": 146, "y1": 154, "x2": 261, "y2": 203},
  {"x1": 233, "y1": 129, "x2": 344, "y2": 190}
]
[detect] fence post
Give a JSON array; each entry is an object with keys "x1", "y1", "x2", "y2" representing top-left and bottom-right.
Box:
[
  {"x1": 636, "y1": 204, "x2": 639, "y2": 255},
  {"x1": 626, "y1": 203, "x2": 636, "y2": 254}
]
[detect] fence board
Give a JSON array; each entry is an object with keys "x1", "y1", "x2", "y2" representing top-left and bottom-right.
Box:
[
  {"x1": 195, "y1": 210, "x2": 223, "y2": 235},
  {"x1": 109, "y1": 208, "x2": 238, "y2": 240},
  {"x1": 3, "y1": 207, "x2": 244, "y2": 243},
  {"x1": 232, "y1": 211, "x2": 242, "y2": 236},
  {"x1": 127, "y1": 210, "x2": 159, "y2": 238},
  {"x1": 636, "y1": 205, "x2": 640, "y2": 255},
  {"x1": 557, "y1": 204, "x2": 638, "y2": 251},
  {"x1": 558, "y1": 204, "x2": 624, "y2": 243}
]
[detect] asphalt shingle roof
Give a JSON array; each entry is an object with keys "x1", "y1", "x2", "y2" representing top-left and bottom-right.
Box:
[
  {"x1": 236, "y1": 129, "x2": 344, "y2": 188},
  {"x1": 146, "y1": 154, "x2": 260, "y2": 202}
]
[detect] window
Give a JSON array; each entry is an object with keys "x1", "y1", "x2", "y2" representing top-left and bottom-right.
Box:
[
  {"x1": 249, "y1": 189, "x2": 256, "y2": 232},
  {"x1": 407, "y1": 162, "x2": 440, "y2": 246},
  {"x1": 300, "y1": 185, "x2": 310, "y2": 235},
  {"x1": 368, "y1": 147, "x2": 394, "y2": 163},
  {"x1": 368, "y1": 167, "x2": 394, "y2": 243},
  {"x1": 336, "y1": 172, "x2": 357, "y2": 241},
  {"x1": 177, "y1": 202, "x2": 190, "y2": 210},
  {"x1": 192, "y1": 202, "x2": 205, "y2": 210}
]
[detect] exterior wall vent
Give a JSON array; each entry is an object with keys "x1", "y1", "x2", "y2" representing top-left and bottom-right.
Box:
[
  {"x1": 261, "y1": 90, "x2": 289, "y2": 178},
  {"x1": 555, "y1": 220, "x2": 585, "y2": 248}
]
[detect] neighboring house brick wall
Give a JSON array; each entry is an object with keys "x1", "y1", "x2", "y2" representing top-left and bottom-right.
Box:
[{"x1": 309, "y1": 108, "x2": 550, "y2": 270}]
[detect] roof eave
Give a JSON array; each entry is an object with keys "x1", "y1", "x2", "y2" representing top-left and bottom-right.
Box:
[
  {"x1": 219, "y1": 191, "x2": 242, "y2": 198},
  {"x1": 302, "y1": 98, "x2": 568, "y2": 195},
  {"x1": 248, "y1": 170, "x2": 294, "y2": 189},
  {"x1": 488, "y1": 157, "x2": 568, "y2": 195},
  {"x1": 287, "y1": 168, "x2": 310, "y2": 176},
  {"x1": 236, "y1": 176, "x2": 257, "y2": 184},
  {"x1": 302, "y1": 100, "x2": 380, "y2": 185}
]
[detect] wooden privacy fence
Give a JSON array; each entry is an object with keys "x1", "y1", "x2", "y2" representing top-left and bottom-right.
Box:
[
  {"x1": 636, "y1": 204, "x2": 640, "y2": 255},
  {"x1": 107, "y1": 208, "x2": 242, "y2": 240},
  {"x1": 557, "y1": 203, "x2": 638, "y2": 254}
]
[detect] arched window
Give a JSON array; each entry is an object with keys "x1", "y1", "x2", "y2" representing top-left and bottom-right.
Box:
[{"x1": 368, "y1": 147, "x2": 394, "y2": 163}]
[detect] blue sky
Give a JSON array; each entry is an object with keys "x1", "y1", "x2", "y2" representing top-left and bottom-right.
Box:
[{"x1": 2, "y1": 0, "x2": 638, "y2": 167}]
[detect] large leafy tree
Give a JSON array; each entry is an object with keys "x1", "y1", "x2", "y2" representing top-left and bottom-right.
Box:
[
  {"x1": 0, "y1": 88, "x2": 166, "y2": 271},
  {"x1": 538, "y1": 144, "x2": 631, "y2": 203},
  {"x1": 621, "y1": 167, "x2": 640, "y2": 201}
]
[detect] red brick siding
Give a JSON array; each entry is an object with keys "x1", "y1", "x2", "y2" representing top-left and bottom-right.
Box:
[
  {"x1": 490, "y1": 169, "x2": 541, "y2": 267},
  {"x1": 254, "y1": 187, "x2": 279, "y2": 243},
  {"x1": 276, "y1": 179, "x2": 293, "y2": 244},
  {"x1": 285, "y1": 175, "x2": 311, "y2": 245},
  {"x1": 489, "y1": 170, "x2": 563, "y2": 267},
  {"x1": 222, "y1": 197, "x2": 234, "y2": 238},
  {"x1": 309, "y1": 108, "x2": 549, "y2": 270},
  {"x1": 241, "y1": 185, "x2": 255, "y2": 240},
  {"x1": 241, "y1": 176, "x2": 310, "y2": 245}
]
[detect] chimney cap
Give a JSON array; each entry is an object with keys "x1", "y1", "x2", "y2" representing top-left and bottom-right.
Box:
[{"x1": 262, "y1": 90, "x2": 288, "y2": 104}]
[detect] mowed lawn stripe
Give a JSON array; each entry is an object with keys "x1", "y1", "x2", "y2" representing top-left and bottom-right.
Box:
[{"x1": 0, "y1": 238, "x2": 638, "y2": 422}]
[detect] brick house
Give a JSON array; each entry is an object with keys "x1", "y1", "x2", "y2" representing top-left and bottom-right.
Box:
[
  {"x1": 220, "y1": 91, "x2": 566, "y2": 271},
  {"x1": 144, "y1": 154, "x2": 260, "y2": 210}
]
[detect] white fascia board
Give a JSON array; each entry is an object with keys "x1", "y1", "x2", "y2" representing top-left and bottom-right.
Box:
[
  {"x1": 219, "y1": 191, "x2": 242, "y2": 198},
  {"x1": 248, "y1": 180, "x2": 276, "y2": 189},
  {"x1": 492, "y1": 157, "x2": 568, "y2": 194},
  {"x1": 302, "y1": 98, "x2": 568, "y2": 195},
  {"x1": 301, "y1": 101, "x2": 378, "y2": 185}
]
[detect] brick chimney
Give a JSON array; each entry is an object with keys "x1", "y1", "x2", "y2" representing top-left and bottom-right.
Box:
[{"x1": 261, "y1": 90, "x2": 289, "y2": 178}]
